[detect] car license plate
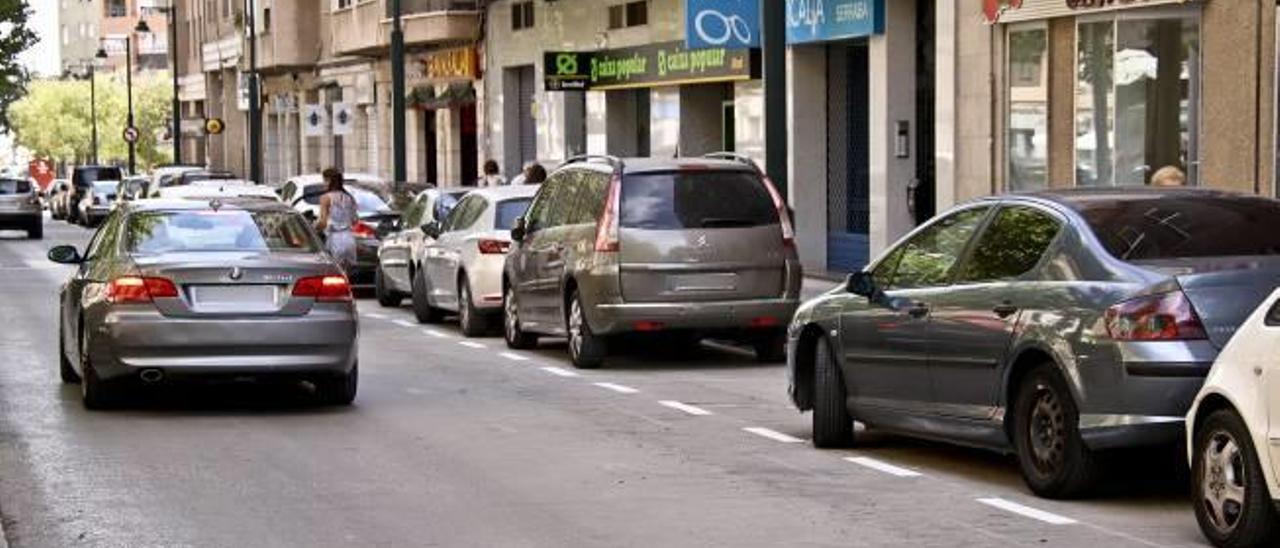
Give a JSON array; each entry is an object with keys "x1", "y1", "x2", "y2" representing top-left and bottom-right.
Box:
[
  {"x1": 190, "y1": 285, "x2": 278, "y2": 313},
  {"x1": 668, "y1": 273, "x2": 737, "y2": 292}
]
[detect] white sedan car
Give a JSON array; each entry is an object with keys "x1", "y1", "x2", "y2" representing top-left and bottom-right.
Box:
[
  {"x1": 414, "y1": 185, "x2": 538, "y2": 336},
  {"x1": 1187, "y1": 287, "x2": 1280, "y2": 547},
  {"x1": 157, "y1": 180, "x2": 280, "y2": 202}
]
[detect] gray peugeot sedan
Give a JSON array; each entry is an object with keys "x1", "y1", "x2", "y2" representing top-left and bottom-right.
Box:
[
  {"x1": 50, "y1": 199, "x2": 359, "y2": 409},
  {"x1": 788, "y1": 187, "x2": 1280, "y2": 499}
]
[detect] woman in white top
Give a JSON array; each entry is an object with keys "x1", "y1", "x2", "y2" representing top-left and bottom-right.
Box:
[
  {"x1": 314, "y1": 168, "x2": 358, "y2": 274},
  {"x1": 478, "y1": 159, "x2": 506, "y2": 187}
]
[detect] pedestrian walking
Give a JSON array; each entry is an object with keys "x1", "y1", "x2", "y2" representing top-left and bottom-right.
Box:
[
  {"x1": 1151, "y1": 165, "x2": 1186, "y2": 187},
  {"x1": 315, "y1": 167, "x2": 358, "y2": 274},
  {"x1": 522, "y1": 162, "x2": 547, "y2": 185},
  {"x1": 478, "y1": 160, "x2": 506, "y2": 187}
]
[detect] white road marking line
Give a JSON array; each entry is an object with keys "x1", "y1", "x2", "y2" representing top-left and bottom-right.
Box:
[
  {"x1": 458, "y1": 341, "x2": 486, "y2": 349},
  {"x1": 393, "y1": 319, "x2": 417, "y2": 328},
  {"x1": 593, "y1": 382, "x2": 639, "y2": 394},
  {"x1": 742, "y1": 427, "x2": 804, "y2": 444},
  {"x1": 499, "y1": 352, "x2": 529, "y2": 362},
  {"x1": 658, "y1": 400, "x2": 712, "y2": 416},
  {"x1": 844, "y1": 456, "x2": 923, "y2": 478},
  {"x1": 541, "y1": 366, "x2": 581, "y2": 378},
  {"x1": 423, "y1": 329, "x2": 449, "y2": 338},
  {"x1": 977, "y1": 498, "x2": 1077, "y2": 525},
  {"x1": 363, "y1": 313, "x2": 387, "y2": 320}
]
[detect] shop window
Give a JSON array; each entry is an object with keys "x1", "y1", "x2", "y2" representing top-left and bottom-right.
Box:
[
  {"x1": 1007, "y1": 26, "x2": 1048, "y2": 191},
  {"x1": 609, "y1": 1, "x2": 648, "y2": 30},
  {"x1": 1075, "y1": 11, "x2": 1200, "y2": 187},
  {"x1": 511, "y1": 1, "x2": 534, "y2": 31}
]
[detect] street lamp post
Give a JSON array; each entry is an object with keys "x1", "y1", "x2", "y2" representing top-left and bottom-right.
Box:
[
  {"x1": 83, "y1": 61, "x2": 99, "y2": 165},
  {"x1": 97, "y1": 36, "x2": 137, "y2": 174},
  {"x1": 135, "y1": 8, "x2": 181, "y2": 165},
  {"x1": 391, "y1": 0, "x2": 406, "y2": 190},
  {"x1": 247, "y1": 0, "x2": 262, "y2": 184}
]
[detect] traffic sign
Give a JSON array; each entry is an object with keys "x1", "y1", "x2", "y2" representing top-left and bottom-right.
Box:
[
  {"x1": 122, "y1": 126, "x2": 140, "y2": 143},
  {"x1": 27, "y1": 158, "x2": 53, "y2": 191},
  {"x1": 204, "y1": 118, "x2": 225, "y2": 135}
]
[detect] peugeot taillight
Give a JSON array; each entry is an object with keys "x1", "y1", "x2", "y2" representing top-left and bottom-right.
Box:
[
  {"x1": 594, "y1": 173, "x2": 621, "y2": 253},
  {"x1": 106, "y1": 276, "x2": 178, "y2": 304},
  {"x1": 761, "y1": 176, "x2": 795, "y2": 249},
  {"x1": 1104, "y1": 291, "x2": 1207, "y2": 341},
  {"x1": 477, "y1": 239, "x2": 511, "y2": 254},
  {"x1": 292, "y1": 275, "x2": 353, "y2": 302},
  {"x1": 352, "y1": 221, "x2": 377, "y2": 239}
]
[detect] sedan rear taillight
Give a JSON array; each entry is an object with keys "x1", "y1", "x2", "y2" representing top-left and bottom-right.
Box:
[
  {"x1": 107, "y1": 276, "x2": 179, "y2": 304},
  {"x1": 1104, "y1": 291, "x2": 1207, "y2": 341},
  {"x1": 477, "y1": 239, "x2": 511, "y2": 254},
  {"x1": 352, "y1": 221, "x2": 377, "y2": 239},
  {"x1": 292, "y1": 275, "x2": 353, "y2": 302}
]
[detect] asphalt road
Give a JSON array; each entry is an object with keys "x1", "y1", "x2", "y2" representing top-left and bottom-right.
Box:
[{"x1": 0, "y1": 219, "x2": 1210, "y2": 547}]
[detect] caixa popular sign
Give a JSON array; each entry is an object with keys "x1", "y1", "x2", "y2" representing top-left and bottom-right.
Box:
[
  {"x1": 988, "y1": 0, "x2": 1192, "y2": 24},
  {"x1": 544, "y1": 42, "x2": 760, "y2": 92}
]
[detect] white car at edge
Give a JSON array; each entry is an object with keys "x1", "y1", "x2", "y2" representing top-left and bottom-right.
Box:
[{"x1": 1188, "y1": 287, "x2": 1280, "y2": 547}]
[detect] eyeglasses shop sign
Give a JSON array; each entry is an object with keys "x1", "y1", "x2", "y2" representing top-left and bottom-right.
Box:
[
  {"x1": 785, "y1": 0, "x2": 885, "y2": 44},
  {"x1": 686, "y1": 0, "x2": 761, "y2": 49},
  {"x1": 544, "y1": 42, "x2": 759, "y2": 92}
]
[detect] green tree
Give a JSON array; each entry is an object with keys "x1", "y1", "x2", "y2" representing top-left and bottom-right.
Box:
[{"x1": 0, "y1": 0, "x2": 38, "y2": 131}]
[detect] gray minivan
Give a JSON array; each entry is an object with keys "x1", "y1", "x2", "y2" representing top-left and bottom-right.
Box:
[
  {"x1": 503, "y1": 155, "x2": 801, "y2": 369},
  {"x1": 0, "y1": 177, "x2": 41, "y2": 239}
]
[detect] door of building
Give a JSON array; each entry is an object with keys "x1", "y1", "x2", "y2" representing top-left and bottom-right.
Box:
[
  {"x1": 826, "y1": 42, "x2": 871, "y2": 273},
  {"x1": 460, "y1": 103, "x2": 478, "y2": 188},
  {"x1": 424, "y1": 109, "x2": 438, "y2": 185},
  {"x1": 913, "y1": 0, "x2": 936, "y2": 225}
]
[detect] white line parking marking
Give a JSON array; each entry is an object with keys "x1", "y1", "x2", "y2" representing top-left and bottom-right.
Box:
[
  {"x1": 977, "y1": 498, "x2": 1077, "y2": 525},
  {"x1": 593, "y1": 382, "x2": 639, "y2": 394},
  {"x1": 658, "y1": 400, "x2": 712, "y2": 416},
  {"x1": 541, "y1": 366, "x2": 581, "y2": 378},
  {"x1": 742, "y1": 427, "x2": 804, "y2": 444},
  {"x1": 844, "y1": 457, "x2": 923, "y2": 478},
  {"x1": 500, "y1": 352, "x2": 529, "y2": 362},
  {"x1": 423, "y1": 329, "x2": 449, "y2": 338},
  {"x1": 393, "y1": 319, "x2": 417, "y2": 328},
  {"x1": 458, "y1": 341, "x2": 486, "y2": 349},
  {"x1": 363, "y1": 313, "x2": 387, "y2": 320}
]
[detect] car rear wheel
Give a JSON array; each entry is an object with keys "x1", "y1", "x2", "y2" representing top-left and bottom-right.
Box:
[
  {"x1": 812, "y1": 337, "x2": 855, "y2": 448},
  {"x1": 375, "y1": 265, "x2": 402, "y2": 308},
  {"x1": 412, "y1": 270, "x2": 444, "y2": 324},
  {"x1": 566, "y1": 290, "x2": 605, "y2": 369},
  {"x1": 28, "y1": 222, "x2": 42, "y2": 240},
  {"x1": 59, "y1": 322, "x2": 80, "y2": 384},
  {"x1": 318, "y1": 363, "x2": 358, "y2": 406},
  {"x1": 458, "y1": 277, "x2": 488, "y2": 337},
  {"x1": 1012, "y1": 364, "x2": 1100, "y2": 499},
  {"x1": 80, "y1": 333, "x2": 115, "y2": 410},
  {"x1": 752, "y1": 331, "x2": 787, "y2": 363},
  {"x1": 1193, "y1": 409, "x2": 1280, "y2": 548},
  {"x1": 503, "y1": 285, "x2": 537, "y2": 350}
]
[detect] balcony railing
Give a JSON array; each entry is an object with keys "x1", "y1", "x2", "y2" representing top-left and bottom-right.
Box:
[{"x1": 387, "y1": 0, "x2": 480, "y2": 19}]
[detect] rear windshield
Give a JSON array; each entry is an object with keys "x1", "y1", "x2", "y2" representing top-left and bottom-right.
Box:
[
  {"x1": 1075, "y1": 194, "x2": 1280, "y2": 261},
  {"x1": 93, "y1": 182, "x2": 117, "y2": 195},
  {"x1": 125, "y1": 210, "x2": 319, "y2": 254},
  {"x1": 620, "y1": 171, "x2": 777, "y2": 230},
  {"x1": 76, "y1": 167, "x2": 123, "y2": 186},
  {"x1": 495, "y1": 198, "x2": 533, "y2": 230},
  {"x1": 0, "y1": 179, "x2": 31, "y2": 194}
]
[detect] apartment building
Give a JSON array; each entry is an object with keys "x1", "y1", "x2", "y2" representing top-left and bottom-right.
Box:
[
  {"x1": 59, "y1": 0, "x2": 101, "y2": 76},
  {"x1": 98, "y1": 0, "x2": 171, "y2": 73}
]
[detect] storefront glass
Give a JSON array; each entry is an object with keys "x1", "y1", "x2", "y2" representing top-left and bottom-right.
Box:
[
  {"x1": 1075, "y1": 11, "x2": 1200, "y2": 187},
  {"x1": 1007, "y1": 26, "x2": 1049, "y2": 191}
]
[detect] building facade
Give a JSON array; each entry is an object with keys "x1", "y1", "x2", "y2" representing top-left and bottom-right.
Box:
[
  {"x1": 99, "y1": 0, "x2": 171, "y2": 73},
  {"x1": 59, "y1": 0, "x2": 101, "y2": 76}
]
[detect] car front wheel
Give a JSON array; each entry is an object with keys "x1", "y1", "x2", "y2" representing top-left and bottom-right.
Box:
[
  {"x1": 812, "y1": 337, "x2": 855, "y2": 448},
  {"x1": 1193, "y1": 408, "x2": 1280, "y2": 548},
  {"x1": 1012, "y1": 364, "x2": 1100, "y2": 499}
]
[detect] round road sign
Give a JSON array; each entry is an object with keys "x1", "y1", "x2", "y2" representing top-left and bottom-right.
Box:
[
  {"x1": 122, "y1": 126, "x2": 140, "y2": 143},
  {"x1": 204, "y1": 118, "x2": 225, "y2": 135}
]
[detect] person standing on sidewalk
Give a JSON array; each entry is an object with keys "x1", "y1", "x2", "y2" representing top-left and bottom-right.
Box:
[{"x1": 478, "y1": 160, "x2": 506, "y2": 187}]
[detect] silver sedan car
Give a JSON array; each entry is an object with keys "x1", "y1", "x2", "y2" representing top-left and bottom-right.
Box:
[{"x1": 50, "y1": 199, "x2": 359, "y2": 409}]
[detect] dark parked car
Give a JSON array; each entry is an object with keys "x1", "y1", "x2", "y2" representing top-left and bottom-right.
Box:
[
  {"x1": 0, "y1": 177, "x2": 41, "y2": 239},
  {"x1": 787, "y1": 187, "x2": 1280, "y2": 499},
  {"x1": 70, "y1": 165, "x2": 123, "y2": 224},
  {"x1": 293, "y1": 186, "x2": 400, "y2": 289},
  {"x1": 503, "y1": 155, "x2": 801, "y2": 368}
]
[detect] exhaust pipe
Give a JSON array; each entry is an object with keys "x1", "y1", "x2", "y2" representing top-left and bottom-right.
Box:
[{"x1": 139, "y1": 369, "x2": 164, "y2": 383}]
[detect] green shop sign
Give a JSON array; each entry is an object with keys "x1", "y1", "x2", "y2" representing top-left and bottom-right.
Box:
[{"x1": 544, "y1": 41, "x2": 759, "y2": 92}]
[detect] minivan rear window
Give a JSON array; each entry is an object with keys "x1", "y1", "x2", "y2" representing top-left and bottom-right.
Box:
[
  {"x1": 620, "y1": 171, "x2": 777, "y2": 230},
  {"x1": 75, "y1": 167, "x2": 123, "y2": 186},
  {"x1": 0, "y1": 179, "x2": 31, "y2": 194},
  {"x1": 1073, "y1": 194, "x2": 1280, "y2": 261}
]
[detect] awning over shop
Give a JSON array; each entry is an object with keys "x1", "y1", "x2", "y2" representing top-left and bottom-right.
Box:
[{"x1": 408, "y1": 82, "x2": 476, "y2": 109}]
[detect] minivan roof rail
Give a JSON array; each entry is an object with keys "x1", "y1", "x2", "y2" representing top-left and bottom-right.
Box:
[
  {"x1": 562, "y1": 154, "x2": 624, "y2": 172},
  {"x1": 701, "y1": 152, "x2": 762, "y2": 173}
]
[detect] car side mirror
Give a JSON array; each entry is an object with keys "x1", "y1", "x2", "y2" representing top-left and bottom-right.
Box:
[
  {"x1": 510, "y1": 216, "x2": 527, "y2": 243},
  {"x1": 846, "y1": 271, "x2": 875, "y2": 297},
  {"x1": 48, "y1": 245, "x2": 83, "y2": 265},
  {"x1": 421, "y1": 220, "x2": 442, "y2": 239}
]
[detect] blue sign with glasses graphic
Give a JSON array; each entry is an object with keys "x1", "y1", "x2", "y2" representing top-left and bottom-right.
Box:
[
  {"x1": 785, "y1": 0, "x2": 885, "y2": 45},
  {"x1": 686, "y1": 0, "x2": 761, "y2": 49}
]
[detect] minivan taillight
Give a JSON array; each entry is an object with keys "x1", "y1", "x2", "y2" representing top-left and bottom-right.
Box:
[
  {"x1": 478, "y1": 239, "x2": 511, "y2": 254},
  {"x1": 594, "y1": 174, "x2": 621, "y2": 253},
  {"x1": 292, "y1": 275, "x2": 353, "y2": 302},
  {"x1": 1104, "y1": 291, "x2": 1207, "y2": 341},
  {"x1": 107, "y1": 276, "x2": 179, "y2": 304},
  {"x1": 761, "y1": 176, "x2": 795, "y2": 248}
]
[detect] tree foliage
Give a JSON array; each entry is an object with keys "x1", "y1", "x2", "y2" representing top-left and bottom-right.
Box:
[
  {"x1": 0, "y1": 0, "x2": 38, "y2": 131},
  {"x1": 9, "y1": 73, "x2": 174, "y2": 170}
]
